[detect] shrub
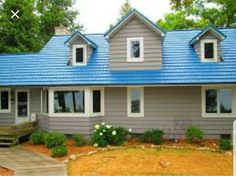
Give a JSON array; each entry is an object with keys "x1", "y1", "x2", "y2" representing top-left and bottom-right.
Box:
[
  {"x1": 139, "y1": 129, "x2": 165, "y2": 145},
  {"x1": 91, "y1": 123, "x2": 130, "y2": 147},
  {"x1": 219, "y1": 139, "x2": 232, "y2": 150},
  {"x1": 30, "y1": 130, "x2": 45, "y2": 144},
  {"x1": 51, "y1": 145, "x2": 68, "y2": 157},
  {"x1": 44, "y1": 132, "x2": 66, "y2": 149},
  {"x1": 73, "y1": 133, "x2": 86, "y2": 147},
  {"x1": 186, "y1": 126, "x2": 204, "y2": 143}
]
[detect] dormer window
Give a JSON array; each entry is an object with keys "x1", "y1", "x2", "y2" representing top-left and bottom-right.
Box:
[
  {"x1": 127, "y1": 37, "x2": 144, "y2": 62},
  {"x1": 72, "y1": 45, "x2": 87, "y2": 65},
  {"x1": 201, "y1": 39, "x2": 217, "y2": 62}
]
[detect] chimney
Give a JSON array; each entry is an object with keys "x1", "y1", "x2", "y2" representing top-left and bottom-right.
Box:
[{"x1": 55, "y1": 25, "x2": 70, "y2": 35}]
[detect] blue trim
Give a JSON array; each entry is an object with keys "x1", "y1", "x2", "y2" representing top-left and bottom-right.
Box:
[
  {"x1": 65, "y1": 30, "x2": 97, "y2": 48},
  {"x1": 104, "y1": 9, "x2": 166, "y2": 38},
  {"x1": 189, "y1": 25, "x2": 226, "y2": 46}
]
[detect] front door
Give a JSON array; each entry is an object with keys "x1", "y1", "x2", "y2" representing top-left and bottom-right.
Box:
[{"x1": 16, "y1": 90, "x2": 29, "y2": 123}]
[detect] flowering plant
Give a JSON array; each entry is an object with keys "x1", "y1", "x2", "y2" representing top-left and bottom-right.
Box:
[{"x1": 91, "y1": 122, "x2": 131, "y2": 147}]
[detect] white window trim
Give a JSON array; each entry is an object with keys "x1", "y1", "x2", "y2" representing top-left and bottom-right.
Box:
[
  {"x1": 0, "y1": 89, "x2": 11, "y2": 113},
  {"x1": 200, "y1": 39, "x2": 218, "y2": 62},
  {"x1": 127, "y1": 87, "x2": 144, "y2": 117},
  {"x1": 127, "y1": 37, "x2": 144, "y2": 62},
  {"x1": 48, "y1": 87, "x2": 104, "y2": 117},
  {"x1": 201, "y1": 86, "x2": 236, "y2": 118},
  {"x1": 72, "y1": 44, "x2": 87, "y2": 66}
]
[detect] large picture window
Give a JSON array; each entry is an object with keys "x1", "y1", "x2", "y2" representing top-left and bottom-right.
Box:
[
  {"x1": 0, "y1": 90, "x2": 10, "y2": 112},
  {"x1": 127, "y1": 87, "x2": 144, "y2": 117},
  {"x1": 54, "y1": 91, "x2": 84, "y2": 113},
  {"x1": 203, "y1": 87, "x2": 234, "y2": 117}
]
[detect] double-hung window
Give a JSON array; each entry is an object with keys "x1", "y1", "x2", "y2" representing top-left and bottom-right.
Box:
[
  {"x1": 127, "y1": 87, "x2": 144, "y2": 117},
  {"x1": 0, "y1": 89, "x2": 10, "y2": 113},
  {"x1": 72, "y1": 45, "x2": 87, "y2": 65},
  {"x1": 201, "y1": 39, "x2": 218, "y2": 62},
  {"x1": 202, "y1": 87, "x2": 234, "y2": 117},
  {"x1": 127, "y1": 37, "x2": 144, "y2": 62}
]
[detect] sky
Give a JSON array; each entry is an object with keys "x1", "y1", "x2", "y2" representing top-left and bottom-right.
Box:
[{"x1": 74, "y1": 0, "x2": 172, "y2": 33}]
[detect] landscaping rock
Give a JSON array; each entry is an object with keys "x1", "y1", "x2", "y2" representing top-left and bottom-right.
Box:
[
  {"x1": 69, "y1": 155, "x2": 77, "y2": 160},
  {"x1": 63, "y1": 159, "x2": 69, "y2": 163}
]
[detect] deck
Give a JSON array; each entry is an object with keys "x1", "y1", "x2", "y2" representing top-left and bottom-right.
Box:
[{"x1": 0, "y1": 121, "x2": 37, "y2": 147}]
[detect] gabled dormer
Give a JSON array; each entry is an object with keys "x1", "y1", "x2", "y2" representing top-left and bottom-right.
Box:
[
  {"x1": 65, "y1": 31, "x2": 97, "y2": 66},
  {"x1": 190, "y1": 25, "x2": 226, "y2": 62},
  {"x1": 105, "y1": 9, "x2": 165, "y2": 71}
]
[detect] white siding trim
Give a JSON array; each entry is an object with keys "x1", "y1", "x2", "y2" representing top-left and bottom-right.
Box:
[
  {"x1": 200, "y1": 39, "x2": 218, "y2": 62},
  {"x1": 127, "y1": 87, "x2": 144, "y2": 117},
  {"x1": 72, "y1": 44, "x2": 87, "y2": 66},
  {"x1": 127, "y1": 37, "x2": 144, "y2": 62},
  {"x1": 201, "y1": 86, "x2": 236, "y2": 118},
  {"x1": 0, "y1": 88, "x2": 11, "y2": 113}
]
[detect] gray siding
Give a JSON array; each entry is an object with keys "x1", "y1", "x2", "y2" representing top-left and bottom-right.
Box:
[
  {"x1": 37, "y1": 115, "x2": 102, "y2": 136},
  {"x1": 68, "y1": 37, "x2": 92, "y2": 65},
  {"x1": 103, "y1": 87, "x2": 235, "y2": 138},
  {"x1": 109, "y1": 17, "x2": 162, "y2": 70},
  {"x1": 194, "y1": 31, "x2": 221, "y2": 61}
]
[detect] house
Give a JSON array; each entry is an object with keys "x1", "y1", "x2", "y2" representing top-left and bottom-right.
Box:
[{"x1": 0, "y1": 9, "x2": 235, "y2": 139}]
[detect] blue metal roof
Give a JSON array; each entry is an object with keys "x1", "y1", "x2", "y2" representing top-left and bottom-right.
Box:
[{"x1": 0, "y1": 28, "x2": 236, "y2": 86}]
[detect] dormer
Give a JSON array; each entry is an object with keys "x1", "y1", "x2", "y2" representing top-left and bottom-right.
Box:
[
  {"x1": 65, "y1": 31, "x2": 97, "y2": 66},
  {"x1": 189, "y1": 25, "x2": 226, "y2": 62},
  {"x1": 105, "y1": 9, "x2": 165, "y2": 71}
]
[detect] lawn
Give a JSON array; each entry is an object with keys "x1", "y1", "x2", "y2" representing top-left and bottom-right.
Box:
[{"x1": 67, "y1": 147, "x2": 232, "y2": 176}]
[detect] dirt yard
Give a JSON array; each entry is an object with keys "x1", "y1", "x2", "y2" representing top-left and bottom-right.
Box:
[{"x1": 67, "y1": 148, "x2": 232, "y2": 176}]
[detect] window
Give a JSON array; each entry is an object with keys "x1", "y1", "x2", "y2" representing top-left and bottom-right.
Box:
[
  {"x1": 201, "y1": 39, "x2": 217, "y2": 61},
  {"x1": 127, "y1": 87, "x2": 144, "y2": 117},
  {"x1": 93, "y1": 90, "x2": 101, "y2": 113},
  {"x1": 0, "y1": 90, "x2": 10, "y2": 112},
  {"x1": 72, "y1": 45, "x2": 87, "y2": 65},
  {"x1": 202, "y1": 87, "x2": 234, "y2": 117},
  {"x1": 127, "y1": 37, "x2": 144, "y2": 62},
  {"x1": 41, "y1": 90, "x2": 48, "y2": 114},
  {"x1": 54, "y1": 91, "x2": 84, "y2": 113}
]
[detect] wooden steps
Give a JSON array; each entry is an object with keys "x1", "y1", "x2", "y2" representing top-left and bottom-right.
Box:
[{"x1": 0, "y1": 121, "x2": 37, "y2": 147}]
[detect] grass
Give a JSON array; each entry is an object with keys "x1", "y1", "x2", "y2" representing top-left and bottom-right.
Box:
[{"x1": 68, "y1": 148, "x2": 232, "y2": 176}]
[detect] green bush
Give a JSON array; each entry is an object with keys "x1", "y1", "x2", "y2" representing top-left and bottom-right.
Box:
[
  {"x1": 219, "y1": 139, "x2": 232, "y2": 150},
  {"x1": 139, "y1": 129, "x2": 165, "y2": 145},
  {"x1": 51, "y1": 145, "x2": 68, "y2": 157},
  {"x1": 186, "y1": 126, "x2": 204, "y2": 143},
  {"x1": 91, "y1": 123, "x2": 130, "y2": 147},
  {"x1": 44, "y1": 132, "x2": 66, "y2": 149},
  {"x1": 30, "y1": 130, "x2": 45, "y2": 145},
  {"x1": 73, "y1": 133, "x2": 86, "y2": 147}
]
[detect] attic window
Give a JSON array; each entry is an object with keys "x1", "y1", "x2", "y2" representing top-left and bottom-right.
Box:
[
  {"x1": 72, "y1": 45, "x2": 87, "y2": 65},
  {"x1": 127, "y1": 37, "x2": 144, "y2": 62},
  {"x1": 201, "y1": 39, "x2": 218, "y2": 62}
]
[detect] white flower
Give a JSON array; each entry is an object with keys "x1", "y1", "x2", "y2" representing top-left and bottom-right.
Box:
[
  {"x1": 95, "y1": 124, "x2": 100, "y2": 130},
  {"x1": 94, "y1": 143, "x2": 98, "y2": 147},
  {"x1": 112, "y1": 130, "x2": 117, "y2": 136},
  {"x1": 128, "y1": 128, "x2": 132, "y2": 132},
  {"x1": 106, "y1": 125, "x2": 112, "y2": 129},
  {"x1": 99, "y1": 132, "x2": 103, "y2": 136},
  {"x1": 103, "y1": 129, "x2": 106, "y2": 132},
  {"x1": 101, "y1": 122, "x2": 105, "y2": 125}
]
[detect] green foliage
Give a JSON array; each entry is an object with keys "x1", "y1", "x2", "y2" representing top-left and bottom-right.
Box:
[
  {"x1": 119, "y1": 0, "x2": 132, "y2": 20},
  {"x1": 0, "y1": 0, "x2": 42, "y2": 53},
  {"x1": 73, "y1": 133, "x2": 86, "y2": 147},
  {"x1": 139, "y1": 129, "x2": 165, "y2": 145},
  {"x1": 186, "y1": 126, "x2": 204, "y2": 143},
  {"x1": 51, "y1": 145, "x2": 68, "y2": 157},
  {"x1": 219, "y1": 139, "x2": 232, "y2": 150},
  {"x1": 91, "y1": 123, "x2": 130, "y2": 147},
  {"x1": 44, "y1": 132, "x2": 66, "y2": 148},
  {"x1": 30, "y1": 130, "x2": 45, "y2": 144}
]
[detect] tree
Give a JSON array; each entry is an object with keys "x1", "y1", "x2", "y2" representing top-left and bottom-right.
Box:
[
  {"x1": 0, "y1": 0, "x2": 42, "y2": 53},
  {"x1": 118, "y1": 0, "x2": 132, "y2": 20},
  {"x1": 36, "y1": 0, "x2": 83, "y2": 43}
]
